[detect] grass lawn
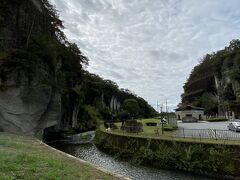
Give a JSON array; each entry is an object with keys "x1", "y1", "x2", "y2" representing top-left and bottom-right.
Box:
[
  {"x1": 138, "y1": 118, "x2": 160, "y2": 124},
  {"x1": 104, "y1": 119, "x2": 240, "y2": 145},
  {"x1": 0, "y1": 133, "x2": 120, "y2": 180},
  {"x1": 113, "y1": 118, "x2": 177, "y2": 137},
  {"x1": 114, "y1": 121, "x2": 177, "y2": 138}
]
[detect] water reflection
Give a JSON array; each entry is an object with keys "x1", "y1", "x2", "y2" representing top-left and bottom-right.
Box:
[{"x1": 52, "y1": 143, "x2": 210, "y2": 180}]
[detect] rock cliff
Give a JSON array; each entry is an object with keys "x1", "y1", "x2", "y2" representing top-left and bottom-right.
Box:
[
  {"x1": 0, "y1": 0, "x2": 157, "y2": 136},
  {"x1": 181, "y1": 40, "x2": 240, "y2": 117},
  {"x1": 0, "y1": 0, "x2": 63, "y2": 135}
]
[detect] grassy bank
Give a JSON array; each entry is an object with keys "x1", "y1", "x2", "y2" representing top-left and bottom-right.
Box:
[
  {"x1": 0, "y1": 132, "x2": 120, "y2": 180},
  {"x1": 95, "y1": 129, "x2": 240, "y2": 178}
]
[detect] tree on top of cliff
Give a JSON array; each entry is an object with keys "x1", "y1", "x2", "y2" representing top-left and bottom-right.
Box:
[{"x1": 181, "y1": 39, "x2": 240, "y2": 116}]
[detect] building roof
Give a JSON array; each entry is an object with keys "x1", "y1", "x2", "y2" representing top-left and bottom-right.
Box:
[{"x1": 175, "y1": 105, "x2": 204, "y2": 111}]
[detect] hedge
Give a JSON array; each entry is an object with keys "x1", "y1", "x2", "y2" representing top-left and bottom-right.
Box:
[{"x1": 207, "y1": 118, "x2": 228, "y2": 122}]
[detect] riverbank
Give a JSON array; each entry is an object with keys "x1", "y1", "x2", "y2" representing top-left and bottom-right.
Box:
[
  {"x1": 0, "y1": 132, "x2": 123, "y2": 180},
  {"x1": 95, "y1": 129, "x2": 240, "y2": 179},
  {"x1": 52, "y1": 142, "x2": 209, "y2": 180}
]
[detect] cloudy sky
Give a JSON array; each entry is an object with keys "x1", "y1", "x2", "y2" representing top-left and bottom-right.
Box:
[{"x1": 49, "y1": 0, "x2": 240, "y2": 111}]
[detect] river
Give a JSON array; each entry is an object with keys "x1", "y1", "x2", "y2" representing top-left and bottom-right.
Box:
[{"x1": 51, "y1": 142, "x2": 210, "y2": 180}]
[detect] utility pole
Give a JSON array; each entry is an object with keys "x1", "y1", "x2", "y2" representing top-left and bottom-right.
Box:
[
  {"x1": 166, "y1": 98, "x2": 169, "y2": 124},
  {"x1": 161, "y1": 105, "x2": 164, "y2": 135}
]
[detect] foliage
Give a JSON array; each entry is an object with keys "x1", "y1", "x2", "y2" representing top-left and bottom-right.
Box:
[
  {"x1": 207, "y1": 118, "x2": 228, "y2": 122},
  {"x1": 163, "y1": 124, "x2": 178, "y2": 131},
  {"x1": 80, "y1": 71, "x2": 157, "y2": 121},
  {"x1": 199, "y1": 93, "x2": 218, "y2": 115},
  {"x1": 99, "y1": 107, "x2": 112, "y2": 120},
  {"x1": 229, "y1": 69, "x2": 240, "y2": 80},
  {"x1": 41, "y1": 0, "x2": 65, "y2": 42},
  {"x1": 145, "y1": 122, "x2": 157, "y2": 126},
  {"x1": 0, "y1": 0, "x2": 157, "y2": 134},
  {"x1": 95, "y1": 130, "x2": 240, "y2": 177},
  {"x1": 181, "y1": 39, "x2": 240, "y2": 116},
  {"x1": 117, "y1": 110, "x2": 130, "y2": 120},
  {"x1": 122, "y1": 120, "x2": 143, "y2": 133},
  {"x1": 76, "y1": 105, "x2": 100, "y2": 131},
  {"x1": 122, "y1": 99, "x2": 140, "y2": 118}
]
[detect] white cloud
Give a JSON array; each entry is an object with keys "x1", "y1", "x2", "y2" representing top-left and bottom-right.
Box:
[{"x1": 50, "y1": 0, "x2": 240, "y2": 110}]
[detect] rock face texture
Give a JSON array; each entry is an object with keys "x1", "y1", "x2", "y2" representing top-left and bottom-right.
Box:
[
  {"x1": 181, "y1": 40, "x2": 240, "y2": 117},
  {"x1": 0, "y1": 0, "x2": 157, "y2": 135},
  {"x1": 0, "y1": 0, "x2": 62, "y2": 135},
  {"x1": 0, "y1": 58, "x2": 61, "y2": 134},
  {"x1": 0, "y1": 80, "x2": 61, "y2": 135}
]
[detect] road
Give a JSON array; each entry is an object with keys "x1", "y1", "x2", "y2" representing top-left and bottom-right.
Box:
[
  {"x1": 178, "y1": 121, "x2": 229, "y2": 130},
  {"x1": 176, "y1": 121, "x2": 240, "y2": 140}
]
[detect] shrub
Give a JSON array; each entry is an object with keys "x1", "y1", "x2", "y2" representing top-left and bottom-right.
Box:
[
  {"x1": 163, "y1": 124, "x2": 178, "y2": 131},
  {"x1": 76, "y1": 105, "x2": 101, "y2": 131},
  {"x1": 145, "y1": 122, "x2": 157, "y2": 126},
  {"x1": 207, "y1": 118, "x2": 228, "y2": 122},
  {"x1": 99, "y1": 107, "x2": 112, "y2": 120},
  {"x1": 104, "y1": 122, "x2": 118, "y2": 130},
  {"x1": 122, "y1": 120, "x2": 143, "y2": 133}
]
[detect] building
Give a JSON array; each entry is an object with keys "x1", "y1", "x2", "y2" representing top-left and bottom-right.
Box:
[
  {"x1": 168, "y1": 113, "x2": 177, "y2": 125},
  {"x1": 175, "y1": 105, "x2": 205, "y2": 122}
]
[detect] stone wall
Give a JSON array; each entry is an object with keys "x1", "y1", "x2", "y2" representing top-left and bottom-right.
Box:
[{"x1": 95, "y1": 129, "x2": 240, "y2": 178}]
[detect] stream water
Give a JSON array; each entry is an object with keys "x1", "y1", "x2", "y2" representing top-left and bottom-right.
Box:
[{"x1": 51, "y1": 142, "x2": 210, "y2": 180}]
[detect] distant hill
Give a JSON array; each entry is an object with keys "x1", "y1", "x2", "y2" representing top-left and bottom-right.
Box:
[{"x1": 180, "y1": 39, "x2": 240, "y2": 117}]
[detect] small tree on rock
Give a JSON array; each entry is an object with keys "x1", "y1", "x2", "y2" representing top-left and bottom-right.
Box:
[{"x1": 122, "y1": 98, "x2": 140, "y2": 119}]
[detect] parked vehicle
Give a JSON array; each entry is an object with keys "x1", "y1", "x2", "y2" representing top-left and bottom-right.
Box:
[{"x1": 228, "y1": 122, "x2": 240, "y2": 132}]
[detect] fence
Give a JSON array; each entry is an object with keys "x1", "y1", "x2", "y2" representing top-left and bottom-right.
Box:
[
  {"x1": 110, "y1": 124, "x2": 240, "y2": 141},
  {"x1": 175, "y1": 128, "x2": 240, "y2": 141}
]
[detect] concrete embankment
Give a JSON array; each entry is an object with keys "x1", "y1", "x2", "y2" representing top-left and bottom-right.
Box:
[{"x1": 95, "y1": 129, "x2": 240, "y2": 179}]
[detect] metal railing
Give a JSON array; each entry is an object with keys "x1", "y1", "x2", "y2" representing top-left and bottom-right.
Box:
[
  {"x1": 107, "y1": 124, "x2": 240, "y2": 141},
  {"x1": 175, "y1": 128, "x2": 240, "y2": 141}
]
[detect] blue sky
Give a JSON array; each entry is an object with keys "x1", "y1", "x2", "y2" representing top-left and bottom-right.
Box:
[{"x1": 49, "y1": 0, "x2": 240, "y2": 111}]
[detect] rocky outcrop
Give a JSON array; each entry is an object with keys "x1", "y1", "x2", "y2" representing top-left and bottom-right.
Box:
[
  {"x1": 181, "y1": 40, "x2": 240, "y2": 117},
  {"x1": 0, "y1": 64, "x2": 61, "y2": 135},
  {"x1": 0, "y1": 85, "x2": 60, "y2": 135},
  {"x1": 0, "y1": 0, "x2": 62, "y2": 135}
]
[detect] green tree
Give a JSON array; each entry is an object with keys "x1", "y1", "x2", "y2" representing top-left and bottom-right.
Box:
[
  {"x1": 122, "y1": 99, "x2": 140, "y2": 119},
  {"x1": 200, "y1": 93, "x2": 218, "y2": 115}
]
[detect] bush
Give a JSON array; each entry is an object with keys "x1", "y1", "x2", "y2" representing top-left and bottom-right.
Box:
[
  {"x1": 122, "y1": 120, "x2": 143, "y2": 133},
  {"x1": 207, "y1": 118, "x2": 228, "y2": 122},
  {"x1": 104, "y1": 122, "x2": 118, "y2": 130},
  {"x1": 99, "y1": 107, "x2": 112, "y2": 120},
  {"x1": 117, "y1": 110, "x2": 130, "y2": 120},
  {"x1": 163, "y1": 124, "x2": 178, "y2": 131},
  {"x1": 76, "y1": 105, "x2": 101, "y2": 131},
  {"x1": 145, "y1": 122, "x2": 157, "y2": 126}
]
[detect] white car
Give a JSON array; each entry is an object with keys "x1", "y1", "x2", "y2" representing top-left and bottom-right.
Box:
[{"x1": 228, "y1": 122, "x2": 240, "y2": 132}]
